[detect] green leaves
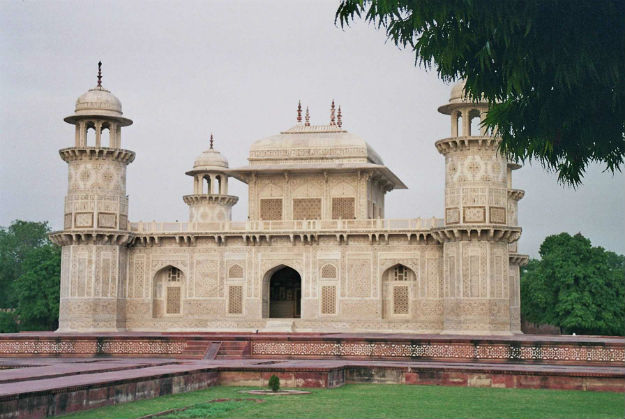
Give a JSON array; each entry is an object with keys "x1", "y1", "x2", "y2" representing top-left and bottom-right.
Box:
[
  {"x1": 0, "y1": 220, "x2": 60, "y2": 331},
  {"x1": 521, "y1": 233, "x2": 625, "y2": 336},
  {"x1": 14, "y1": 244, "x2": 61, "y2": 331},
  {"x1": 336, "y1": 0, "x2": 625, "y2": 185}
]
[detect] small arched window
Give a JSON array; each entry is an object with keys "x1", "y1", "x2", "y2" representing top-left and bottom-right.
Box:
[
  {"x1": 455, "y1": 111, "x2": 463, "y2": 137},
  {"x1": 85, "y1": 122, "x2": 96, "y2": 146},
  {"x1": 228, "y1": 264, "x2": 244, "y2": 279},
  {"x1": 321, "y1": 264, "x2": 337, "y2": 279},
  {"x1": 469, "y1": 109, "x2": 481, "y2": 136},
  {"x1": 101, "y1": 123, "x2": 111, "y2": 147}
]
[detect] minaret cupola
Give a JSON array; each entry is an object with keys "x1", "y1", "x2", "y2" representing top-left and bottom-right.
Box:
[
  {"x1": 64, "y1": 62, "x2": 133, "y2": 148},
  {"x1": 183, "y1": 135, "x2": 238, "y2": 222}
]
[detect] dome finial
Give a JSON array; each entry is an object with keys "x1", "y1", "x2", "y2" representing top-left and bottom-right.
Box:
[
  {"x1": 297, "y1": 100, "x2": 302, "y2": 124},
  {"x1": 330, "y1": 100, "x2": 336, "y2": 126},
  {"x1": 337, "y1": 105, "x2": 342, "y2": 128},
  {"x1": 209, "y1": 133, "x2": 214, "y2": 150},
  {"x1": 97, "y1": 61, "x2": 102, "y2": 87},
  {"x1": 305, "y1": 107, "x2": 310, "y2": 126}
]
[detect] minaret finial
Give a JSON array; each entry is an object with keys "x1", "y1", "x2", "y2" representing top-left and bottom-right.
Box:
[
  {"x1": 330, "y1": 100, "x2": 336, "y2": 126},
  {"x1": 297, "y1": 100, "x2": 302, "y2": 124},
  {"x1": 337, "y1": 105, "x2": 342, "y2": 128},
  {"x1": 305, "y1": 107, "x2": 310, "y2": 127},
  {"x1": 209, "y1": 133, "x2": 214, "y2": 150},
  {"x1": 97, "y1": 61, "x2": 102, "y2": 87}
]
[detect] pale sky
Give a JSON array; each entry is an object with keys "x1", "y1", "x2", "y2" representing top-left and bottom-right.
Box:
[{"x1": 1, "y1": 0, "x2": 623, "y2": 258}]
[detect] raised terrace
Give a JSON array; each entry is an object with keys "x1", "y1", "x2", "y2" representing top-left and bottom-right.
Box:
[{"x1": 1, "y1": 332, "x2": 623, "y2": 418}]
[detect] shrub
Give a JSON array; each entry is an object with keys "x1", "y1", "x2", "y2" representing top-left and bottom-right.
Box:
[
  {"x1": 0, "y1": 311, "x2": 18, "y2": 333},
  {"x1": 268, "y1": 374, "x2": 280, "y2": 392}
]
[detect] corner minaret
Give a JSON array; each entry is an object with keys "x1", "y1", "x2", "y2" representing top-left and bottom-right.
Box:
[
  {"x1": 50, "y1": 63, "x2": 134, "y2": 331},
  {"x1": 183, "y1": 135, "x2": 238, "y2": 223},
  {"x1": 435, "y1": 80, "x2": 523, "y2": 334}
]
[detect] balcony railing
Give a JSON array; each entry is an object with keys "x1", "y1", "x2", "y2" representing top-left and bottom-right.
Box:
[{"x1": 129, "y1": 218, "x2": 443, "y2": 234}]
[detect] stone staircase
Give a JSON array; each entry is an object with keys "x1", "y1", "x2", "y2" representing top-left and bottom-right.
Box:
[
  {"x1": 215, "y1": 340, "x2": 251, "y2": 359},
  {"x1": 179, "y1": 340, "x2": 220, "y2": 359}
]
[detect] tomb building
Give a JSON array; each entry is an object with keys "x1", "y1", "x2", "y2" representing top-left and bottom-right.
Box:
[{"x1": 51, "y1": 70, "x2": 528, "y2": 334}]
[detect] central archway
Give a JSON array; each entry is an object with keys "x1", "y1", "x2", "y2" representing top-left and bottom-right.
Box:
[{"x1": 263, "y1": 266, "x2": 301, "y2": 318}]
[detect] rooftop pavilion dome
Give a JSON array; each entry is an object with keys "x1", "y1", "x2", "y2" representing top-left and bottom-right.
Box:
[
  {"x1": 438, "y1": 79, "x2": 488, "y2": 115},
  {"x1": 64, "y1": 62, "x2": 132, "y2": 126},
  {"x1": 248, "y1": 101, "x2": 384, "y2": 166},
  {"x1": 187, "y1": 134, "x2": 229, "y2": 175},
  {"x1": 230, "y1": 101, "x2": 406, "y2": 189}
]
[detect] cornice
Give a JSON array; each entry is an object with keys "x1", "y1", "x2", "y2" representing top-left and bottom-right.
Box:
[
  {"x1": 508, "y1": 189, "x2": 525, "y2": 201},
  {"x1": 435, "y1": 136, "x2": 500, "y2": 156},
  {"x1": 509, "y1": 253, "x2": 530, "y2": 266},
  {"x1": 49, "y1": 230, "x2": 132, "y2": 246},
  {"x1": 431, "y1": 225, "x2": 522, "y2": 243},
  {"x1": 182, "y1": 194, "x2": 239, "y2": 206},
  {"x1": 59, "y1": 147, "x2": 135, "y2": 164}
]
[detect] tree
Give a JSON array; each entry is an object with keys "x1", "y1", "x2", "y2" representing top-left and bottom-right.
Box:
[
  {"x1": 0, "y1": 220, "x2": 61, "y2": 331},
  {"x1": 0, "y1": 220, "x2": 51, "y2": 308},
  {"x1": 520, "y1": 233, "x2": 625, "y2": 336},
  {"x1": 336, "y1": 0, "x2": 625, "y2": 185},
  {"x1": 14, "y1": 244, "x2": 61, "y2": 331}
]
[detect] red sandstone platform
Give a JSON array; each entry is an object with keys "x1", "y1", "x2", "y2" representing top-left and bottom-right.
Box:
[{"x1": 0, "y1": 332, "x2": 623, "y2": 419}]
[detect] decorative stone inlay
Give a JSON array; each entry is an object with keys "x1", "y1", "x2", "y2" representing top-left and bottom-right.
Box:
[
  {"x1": 251, "y1": 341, "x2": 625, "y2": 364},
  {"x1": 489, "y1": 207, "x2": 506, "y2": 224},
  {"x1": 0, "y1": 339, "x2": 186, "y2": 355},
  {"x1": 445, "y1": 208, "x2": 460, "y2": 224},
  {"x1": 463, "y1": 207, "x2": 485, "y2": 223},
  {"x1": 98, "y1": 212, "x2": 117, "y2": 228}
]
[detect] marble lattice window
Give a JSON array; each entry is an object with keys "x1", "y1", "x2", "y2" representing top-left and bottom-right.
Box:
[
  {"x1": 168, "y1": 267, "x2": 182, "y2": 282},
  {"x1": 293, "y1": 198, "x2": 321, "y2": 220},
  {"x1": 332, "y1": 197, "x2": 355, "y2": 220},
  {"x1": 321, "y1": 264, "x2": 337, "y2": 279},
  {"x1": 260, "y1": 199, "x2": 283, "y2": 220},
  {"x1": 393, "y1": 265, "x2": 407, "y2": 281},
  {"x1": 393, "y1": 286, "x2": 409, "y2": 315},
  {"x1": 166, "y1": 287, "x2": 181, "y2": 314},
  {"x1": 228, "y1": 285, "x2": 243, "y2": 314},
  {"x1": 321, "y1": 285, "x2": 336, "y2": 315}
]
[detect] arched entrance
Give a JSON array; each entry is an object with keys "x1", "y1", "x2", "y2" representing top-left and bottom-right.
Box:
[{"x1": 263, "y1": 266, "x2": 301, "y2": 318}]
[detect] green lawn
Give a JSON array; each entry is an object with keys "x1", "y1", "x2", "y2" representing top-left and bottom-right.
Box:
[{"x1": 59, "y1": 384, "x2": 625, "y2": 419}]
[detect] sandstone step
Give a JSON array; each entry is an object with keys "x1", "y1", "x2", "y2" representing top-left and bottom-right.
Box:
[{"x1": 262, "y1": 320, "x2": 295, "y2": 332}]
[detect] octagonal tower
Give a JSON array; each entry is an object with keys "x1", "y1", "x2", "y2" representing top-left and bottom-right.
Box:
[
  {"x1": 435, "y1": 80, "x2": 524, "y2": 334},
  {"x1": 50, "y1": 63, "x2": 134, "y2": 331}
]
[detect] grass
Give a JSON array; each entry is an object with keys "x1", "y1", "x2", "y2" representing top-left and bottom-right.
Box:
[{"x1": 59, "y1": 384, "x2": 625, "y2": 419}]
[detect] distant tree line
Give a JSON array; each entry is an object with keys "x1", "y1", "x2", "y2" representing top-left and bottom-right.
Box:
[
  {"x1": 0, "y1": 220, "x2": 60, "y2": 332},
  {"x1": 521, "y1": 233, "x2": 625, "y2": 336}
]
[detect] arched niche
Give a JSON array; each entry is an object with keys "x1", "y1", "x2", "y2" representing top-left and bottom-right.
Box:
[
  {"x1": 152, "y1": 265, "x2": 184, "y2": 318},
  {"x1": 381, "y1": 264, "x2": 416, "y2": 319}
]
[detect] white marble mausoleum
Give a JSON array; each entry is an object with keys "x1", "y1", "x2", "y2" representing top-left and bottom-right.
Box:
[{"x1": 50, "y1": 66, "x2": 528, "y2": 334}]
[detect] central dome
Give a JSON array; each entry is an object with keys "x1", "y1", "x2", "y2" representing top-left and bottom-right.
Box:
[{"x1": 249, "y1": 124, "x2": 383, "y2": 165}]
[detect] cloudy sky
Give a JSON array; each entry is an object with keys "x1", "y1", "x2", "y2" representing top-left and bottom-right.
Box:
[{"x1": 1, "y1": 1, "x2": 623, "y2": 258}]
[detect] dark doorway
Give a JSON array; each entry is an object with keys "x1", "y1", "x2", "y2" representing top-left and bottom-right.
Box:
[{"x1": 269, "y1": 266, "x2": 301, "y2": 318}]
